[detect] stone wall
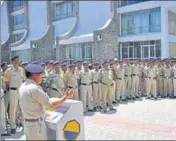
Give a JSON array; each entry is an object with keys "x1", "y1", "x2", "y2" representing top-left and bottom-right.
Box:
[
  {"x1": 93, "y1": 12, "x2": 119, "y2": 64},
  {"x1": 31, "y1": 26, "x2": 55, "y2": 62}
]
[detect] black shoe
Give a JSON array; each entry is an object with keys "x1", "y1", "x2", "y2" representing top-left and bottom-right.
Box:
[
  {"x1": 110, "y1": 107, "x2": 116, "y2": 111},
  {"x1": 103, "y1": 109, "x2": 107, "y2": 113},
  {"x1": 1, "y1": 132, "x2": 11, "y2": 136},
  {"x1": 154, "y1": 97, "x2": 157, "y2": 100},
  {"x1": 11, "y1": 129, "x2": 16, "y2": 134}
]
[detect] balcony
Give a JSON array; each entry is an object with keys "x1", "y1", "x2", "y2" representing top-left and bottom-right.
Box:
[{"x1": 119, "y1": 0, "x2": 149, "y2": 7}]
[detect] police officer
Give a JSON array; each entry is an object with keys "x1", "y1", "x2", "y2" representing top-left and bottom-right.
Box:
[
  {"x1": 1, "y1": 62, "x2": 10, "y2": 123},
  {"x1": 99, "y1": 61, "x2": 115, "y2": 113},
  {"x1": 91, "y1": 62, "x2": 101, "y2": 110},
  {"x1": 79, "y1": 61, "x2": 93, "y2": 113},
  {"x1": 21, "y1": 62, "x2": 28, "y2": 68},
  {"x1": 19, "y1": 64, "x2": 75, "y2": 140},
  {"x1": 65, "y1": 64, "x2": 79, "y2": 100},
  {"x1": 4, "y1": 56, "x2": 26, "y2": 133},
  {"x1": 61, "y1": 63, "x2": 68, "y2": 84},
  {"x1": 47, "y1": 61, "x2": 65, "y2": 98},
  {"x1": 146, "y1": 60, "x2": 158, "y2": 99},
  {"x1": 132, "y1": 59, "x2": 140, "y2": 98}
]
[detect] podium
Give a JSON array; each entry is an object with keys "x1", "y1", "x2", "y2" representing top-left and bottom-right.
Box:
[{"x1": 45, "y1": 99, "x2": 85, "y2": 140}]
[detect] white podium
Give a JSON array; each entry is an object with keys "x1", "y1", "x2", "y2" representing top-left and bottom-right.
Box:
[{"x1": 45, "y1": 99, "x2": 85, "y2": 140}]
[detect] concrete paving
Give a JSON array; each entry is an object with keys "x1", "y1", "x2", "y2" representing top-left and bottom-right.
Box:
[{"x1": 2, "y1": 98, "x2": 176, "y2": 140}]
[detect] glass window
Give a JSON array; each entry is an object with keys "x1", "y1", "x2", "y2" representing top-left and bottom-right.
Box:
[
  {"x1": 119, "y1": 0, "x2": 149, "y2": 7},
  {"x1": 13, "y1": 14, "x2": 25, "y2": 26},
  {"x1": 156, "y1": 45, "x2": 161, "y2": 57},
  {"x1": 129, "y1": 47, "x2": 133, "y2": 58},
  {"x1": 12, "y1": 32, "x2": 24, "y2": 43},
  {"x1": 150, "y1": 45, "x2": 155, "y2": 57},
  {"x1": 121, "y1": 8, "x2": 161, "y2": 36},
  {"x1": 134, "y1": 45, "x2": 141, "y2": 58},
  {"x1": 122, "y1": 47, "x2": 128, "y2": 58},
  {"x1": 12, "y1": 1, "x2": 24, "y2": 8},
  {"x1": 53, "y1": 2, "x2": 73, "y2": 21}
]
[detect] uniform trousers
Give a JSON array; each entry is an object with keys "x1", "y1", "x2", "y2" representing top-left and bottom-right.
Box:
[
  {"x1": 0, "y1": 91, "x2": 6, "y2": 134},
  {"x1": 92, "y1": 83, "x2": 101, "y2": 107},
  {"x1": 80, "y1": 85, "x2": 93, "y2": 112},
  {"x1": 173, "y1": 79, "x2": 176, "y2": 96},
  {"x1": 3, "y1": 91, "x2": 10, "y2": 120},
  {"x1": 157, "y1": 76, "x2": 164, "y2": 96},
  {"x1": 24, "y1": 119, "x2": 47, "y2": 140},
  {"x1": 111, "y1": 81, "x2": 116, "y2": 102},
  {"x1": 101, "y1": 84, "x2": 113, "y2": 110},
  {"x1": 9, "y1": 89, "x2": 20, "y2": 129},
  {"x1": 116, "y1": 79, "x2": 125, "y2": 100},
  {"x1": 125, "y1": 76, "x2": 132, "y2": 98},
  {"x1": 164, "y1": 78, "x2": 173, "y2": 96},
  {"x1": 147, "y1": 78, "x2": 157, "y2": 97},
  {"x1": 132, "y1": 76, "x2": 139, "y2": 97}
]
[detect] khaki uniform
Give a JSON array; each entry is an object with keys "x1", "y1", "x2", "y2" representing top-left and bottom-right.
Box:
[
  {"x1": 173, "y1": 67, "x2": 176, "y2": 96},
  {"x1": 163, "y1": 67, "x2": 173, "y2": 96},
  {"x1": 146, "y1": 67, "x2": 158, "y2": 98},
  {"x1": 112, "y1": 64, "x2": 117, "y2": 102},
  {"x1": 157, "y1": 66, "x2": 164, "y2": 96},
  {"x1": 143, "y1": 66, "x2": 148, "y2": 95},
  {"x1": 99, "y1": 68, "x2": 114, "y2": 110},
  {"x1": 19, "y1": 79, "x2": 50, "y2": 140},
  {"x1": 116, "y1": 66, "x2": 125, "y2": 100},
  {"x1": 0, "y1": 87, "x2": 6, "y2": 134},
  {"x1": 92, "y1": 69, "x2": 101, "y2": 107},
  {"x1": 132, "y1": 65, "x2": 140, "y2": 97},
  {"x1": 4, "y1": 66, "x2": 25, "y2": 129},
  {"x1": 124, "y1": 64, "x2": 132, "y2": 98},
  {"x1": 79, "y1": 70, "x2": 93, "y2": 112},
  {"x1": 47, "y1": 70, "x2": 65, "y2": 98},
  {"x1": 65, "y1": 70, "x2": 79, "y2": 100}
]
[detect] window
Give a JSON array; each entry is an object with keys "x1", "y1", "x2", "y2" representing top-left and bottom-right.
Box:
[
  {"x1": 12, "y1": 32, "x2": 24, "y2": 43},
  {"x1": 64, "y1": 42, "x2": 93, "y2": 64},
  {"x1": 53, "y1": 2, "x2": 73, "y2": 21},
  {"x1": 12, "y1": 0, "x2": 24, "y2": 8},
  {"x1": 13, "y1": 14, "x2": 25, "y2": 26},
  {"x1": 168, "y1": 11, "x2": 176, "y2": 35},
  {"x1": 119, "y1": 0, "x2": 149, "y2": 7},
  {"x1": 120, "y1": 40, "x2": 161, "y2": 60},
  {"x1": 121, "y1": 8, "x2": 161, "y2": 36}
]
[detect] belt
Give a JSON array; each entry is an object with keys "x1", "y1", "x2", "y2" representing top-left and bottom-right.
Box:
[
  {"x1": 25, "y1": 117, "x2": 42, "y2": 122},
  {"x1": 132, "y1": 74, "x2": 139, "y2": 76},
  {"x1": 125, "y1": 75, "x2": 131, "y2": 77},
  {"x1": 101, "y1": 82, "x2": 113, "y2": 86},
  {"x1": 117, "y1": 78, "x2": 122, "y2": 80},
  {"x1": 92, "y1": 81, "x2": 99, "y2": 84},
  {"x1": 164, "y1": 77, "x2": 172, "y2": 79},
  {"x1": 159, "y1": 75, "x2": 164, "y2": 76},
  {"x1": 148, "y1": 77, "x2": 156, "y2": 79},
  {"x1": 4, "y1": 91, "x2": 7, "y2": 94},
  {"x1": 68, "y1": 86, "x2": 78, "y2": 89},
  {"x1": 81, "y1": 83, "x2": 91, "y2": 86},
  {"x1": 51, "y1": 88, "x2": 58, "y2": 91},
  {"x1": 10, "y1": 87, "x2": 17, "y2": 90}
]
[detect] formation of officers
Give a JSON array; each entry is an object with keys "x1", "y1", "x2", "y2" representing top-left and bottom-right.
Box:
[{"x1": 1, "y1": 55, "x2": 176, "y2": 138}]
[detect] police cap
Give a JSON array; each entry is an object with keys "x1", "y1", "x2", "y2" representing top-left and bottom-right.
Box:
[
  {"x1": 68, "y1": 64, "x2": 76, "y2": 68},
  {"x1": 32, "y1": 61, "x2": 39, "y2": 64},
  {"x1": 25, "y1": 64, "x2": 44, "y2": 74},
  {"x1": 11, "y1": 56, "x2": 19, "y2": 61},
  {"x1": 22, "y1": 62, "x2": 28, "y2": 66},
  {"x1": 82, "y1": 61, "x2": 89, "y2": 65},
  {"x1": 61, "y1": 63, "x2": 67, "y2": 67},
  {"x1": 49, "y1": 60, "x2": 55, "y2": 64},
  {"x1": 1, "y1": 62, "x2": 7, "y2": 68},
  {"x1": 102, "y1": 60, "x2": 109, "y2": 65},
  {"x1": 40, "y1": 63, "x2": 45, "y2": 66},
  {"x1": 53, "y1": 61, "x2": 60, "y2": 66},
  {"x1": 93, "y1": 62, "x2": 99, "y2": 66}
]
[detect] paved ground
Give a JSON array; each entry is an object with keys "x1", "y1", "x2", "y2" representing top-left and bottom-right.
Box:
[{"x1": 2, "y1": 97, "x2": 176, "y2": 140}]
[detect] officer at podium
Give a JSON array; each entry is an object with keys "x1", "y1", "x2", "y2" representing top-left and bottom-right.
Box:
[{"x1": 19, "y1": 64, "x2": 75, "y2": 140}]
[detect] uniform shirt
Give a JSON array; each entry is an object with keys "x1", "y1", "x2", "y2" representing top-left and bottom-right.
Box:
[
  {"x1": 124, "y1": 64, "x2": 132, "y2": 76},
  {"x1": 157, "y1": 66, "x2": 164, "y2": 76},
  {"x1": 117, "y1": 66, "x2": 125, "y2": 80},
  {"x1": 163, "y1": 67, "x2": 173, "y2": 77},
  {"x1": 92, "y1": 69, "x2": 100, "y2": 82},
  {"x1": 19, "y1": 79, "x2": 51, "y2": 119},
  {"x1": 99, "y1": 68, "x2": 114, "y2": 85},
  {"x1": 132, "y1": 65, "x2": 140, "y2": 76},
  {"x1": 173, "y1": 67, "x2": 176, "y2": 77},
  {"x1": 65, "y1": 70, "x2": 79, "y2": 88},
  {"x1": 147, "y1": 67, "x2": 158, "y2": 78},
  {"x1": 4, "y1": 66, "x2": 25, "y2": 88},
  {"x1": 79, "y1": 70, "x2": 93, "y2": 85},
  {"x1": 47, "y1": 70, "x2": 65, "y2": 90}
]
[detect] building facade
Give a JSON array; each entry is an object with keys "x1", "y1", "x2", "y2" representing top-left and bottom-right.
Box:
[{"x1": 1, "y1": 1, "x2": 176, "y2": 64}]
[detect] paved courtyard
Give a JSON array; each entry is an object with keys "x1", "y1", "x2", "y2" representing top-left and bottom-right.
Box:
[{"x1": 2, "y1": 98, "x2": 176, "y2": 140}]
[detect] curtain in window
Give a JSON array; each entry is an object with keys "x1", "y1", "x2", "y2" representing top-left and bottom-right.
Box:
[
  {"x1": 121, "y1": 15, "x2": 128, "y2": 35},
  {"x1": 67, "y1": 2, "x2": 73, "y2": 16},
  {"x1": 133, "y1": 13, "x2": 141, "y2": 34},
  {"x1": 128, "y1": 13, "x2": 134, "y2": 35},
  {"x1": 141, "y1": 12, "x2": 149, "y2": 33}
]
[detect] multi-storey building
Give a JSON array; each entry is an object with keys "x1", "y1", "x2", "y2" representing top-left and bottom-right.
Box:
[{"x1": 1, "y1": 1, "x2": 176, "y2": 63}]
